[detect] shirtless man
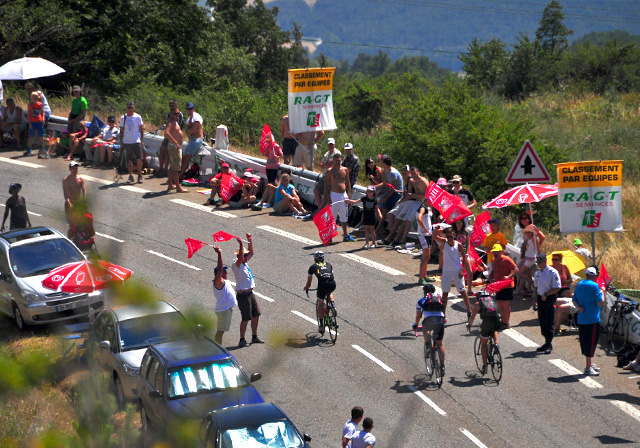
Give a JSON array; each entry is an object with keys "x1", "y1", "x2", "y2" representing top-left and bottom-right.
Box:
[
  {"x1": 383, "y1": 166, "x2": 429, "y2": 246},
  {"x1": 62, "y1": 161, "x2": 87, "y2": 227},
  {"x1": 165, "y1": 110, "x2": 187, "y2": 193},
  {"x1": 291, "y1": 129, "x2": 325, "y2": 171},
  {"x1": 325, "y1": 153, "x2": 354, "y2": 242},
  {"x1": 181, "y1": 102, "x2": 203, "y2": 180}
]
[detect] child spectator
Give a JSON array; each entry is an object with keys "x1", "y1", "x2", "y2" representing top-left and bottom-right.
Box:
[
  {"x1": 346, "y1": 185, "x2": 381, "y2": 249},
  {"x1": 1, "y1": 183, "x2": 31, "y2": 231},
  {"x1": 49, "y1": 129, "x2": 71, "y2": 157},
  {"x1": 65, "y1": 121, "x2": 88, "y2": 161},
  {"x1": 27, "y1": 92, "x2": 45, "y2": 157},
  {"x1": 265, "y1": 143, "x2": 283, "y2": 184}
]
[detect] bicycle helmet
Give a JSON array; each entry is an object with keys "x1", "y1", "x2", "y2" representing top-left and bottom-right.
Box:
[
  {"x1": 313, "y1": 251, "x2": 324, "y2": 262},
  {"x1": 422, "y1": 283, "x2": 436, "y2": 295},
  {"x1": 476, "y1": 290, "x2": 491, "y2": 298}
]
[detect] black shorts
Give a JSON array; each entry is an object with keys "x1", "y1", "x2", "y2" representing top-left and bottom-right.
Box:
[
  {"x1": 480, "y1": 315, "x2": 500, "y2": 338},
  {"x1": 282, "y1": 138, "x2": 297, "y2": 157},
  {"x1": 237, "y1": 290, "x2": 261, "y2": 322},
  {"x1": 496, "y1": 288, "x2": 514, "y2": 301},
  {"x1": 578, "y1": 322, "x2": 600, "y2": 357},
  {"x1": 266, "y1": 168, "x2": 278, "y2": 184},
  {"x1": 422, "y1": 316, "x2": 445, "y2": 341}
]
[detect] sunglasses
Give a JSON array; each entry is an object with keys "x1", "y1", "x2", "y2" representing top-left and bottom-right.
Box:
[
  {"x1": 552, "y1": 258, "x2": 561, "y2": 261},
  {"x1": 452, "y1": 181, "x2": 460, "y2": 184},
  {"x1": 127, "y1": 106, "x2": 134, "y2": 110},
  {"x1": 521, "y1": 216, "x2": 531, "y2": 220},
  {"x1": 536, "y1": 260, "x2": 546, "y2": 263}
]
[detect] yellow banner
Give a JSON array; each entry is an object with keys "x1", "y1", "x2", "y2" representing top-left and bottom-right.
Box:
[
  {"x1": 288, "y1": 68, "x2": 334, "y2": 93},
  {"x1": 556, "y1": 160, "x2": 623, "y2": 188}
]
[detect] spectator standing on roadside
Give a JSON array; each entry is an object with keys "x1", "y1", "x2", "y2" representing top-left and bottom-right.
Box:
[
  {"x1": 157, "y1": 100, "x2": 183, "y2": 177},
  {"x1": 533, "y1": 253, "x2": 561, "y2": 354},
  {"x1": 68, "y1": 85, "x2": 87, "y2": 133},
  {"x1": 119, "y1": 101, "x2": 145, "y2": 184},
  {"x1": 25, "y1": 82, "x2": 51, "y2": 125},
  {"x1": 62, "y1": 161, "x2": 87, "y2": 226},
  {"x1": 265, "y1": 142, "x2": 283, "y2": 185},
  {"x1": 488, "y1": 244, "x2": 518, "y2": 329},
  {"x1": 165, "y1": 109, "x2": 187, "y2": 193},
  {"x1": 417, "y1": 204, "x2": 436, "y2": 284},
  {"x1": 572, "y1": 266, "x2": 604, "y2": 376},
  {"x1": 1, "y1": 183, "x2": 31, "y2": 231},
  {"x1": 351, "y1": 417, "x2": 375, "y2": 448},
  {"x1": 439, "y1": 227, "x2": 472, "y2": 320},
  {"x1": 482, "y1": 219, "x2": 508, "y2": 264},
  {"x1": 342, "y1": 406, "x2": 364, "y2": 448},
  {"x1": 450, "y1": 174, "x2": 476, "y2": 225},
  {"x1": 325, "y1": 152, "x2": 354, "y2": 242},
  {"x1": 231, "y1": 234, "x2": 264, "y2": 347},
  {"x1": 281, "y1": 113, "x2": 296, "y2": 165},
  {"x1": 292, "y1": 129, "x2": 325, "y2": 171},
  {"x1": 212, "y1": 246, "x2": 237, "y2": 345},
  {"x1": 27, "y1": 91, "x2": 45, "y2": 157},
  {"x1": 374, "y1": 155, "x2": 403, "y2": 238},
  {"x1": 181, "y1": 102, "x2": 203, "y2": 180},
  {"x1": 342, "y1": 142, "x2": 360, "y2": 189},
  {"x1": 314, "y1": 138, "x2": 340, "y2": 210}
]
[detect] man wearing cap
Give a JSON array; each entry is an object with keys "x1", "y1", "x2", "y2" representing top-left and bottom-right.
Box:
[
  {"x1": 342, "y1": 142, "x2": 360, "y2": 189},
  {"x1": 119, "y1": 101, "x2": 145, "y2": 183},
  {"x1": 292, "y1": 129, "x2": 325, "y2": 171},
  {"x1": 212, "y1": 246, "x2": 237, "y2": 345},
  {"x1": 25, "y1": 82, "x2": 51, "y2": 125},
  {"x1": 62, "y1": 161, "x2": 87, "y2": 226},
  {"x1": 482, "y1": 219, "x2": 508, "y2": 264},
  {"x1": 573, "y1": 238, "x2": 593, "y2": 265},
  {"x1": 572, "y1": 266, "x2": 604, "y2": 375},
  {"x1": 450, "y1": 175, "x2": 476, "y2": 225},
  {"x1": 68, "y1": 85, "x2": 87, "y2": 133},
  {"x1": 165, "y1": 109, "x2": 187, "y2": 193},
  {"x1": 281, "y1": 113, "x2": 296, "y2": 165},
  {"x1": 231, "y1": 234, "x2": 263, "y2": 347},
  {"x1": 533, "y1": 253, "x2": 561, "y2": 354},
  {"x1": 157, "y1": 100, "x2": 184, "y2": 177},
  {"x1": 207, "y1": 162, "x2": 232, "y2": 205},
  {"x1": 83, "y1": 115, "x2": 119, "y2": 167},
  {"x1": 488, "y1": 244, "x2": 519, "y2": 329},
  {"x1": 181, "y1": 102, "x2": 203, "y2": 181}
]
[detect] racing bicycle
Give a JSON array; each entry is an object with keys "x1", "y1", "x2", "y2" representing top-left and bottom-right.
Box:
[
  {"x1": 606, "y1": 288, "x2": 638, "y2": 353},
  {"x1": 306, "y1": 289, "x2": 338, "y2": 343},
  {"x1": 468, "y1": 323, "x2": 503, "y2": 383},
  {"x1": 417, "y1": 324, "x2": 443, "y2": 388}
]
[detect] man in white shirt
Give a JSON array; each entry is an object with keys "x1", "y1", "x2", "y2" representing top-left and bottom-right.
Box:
[
  {"x1": 181, "y1": 101, "x2": 203, "y2": 181},
  {"x1": 351, "y1": 417, "x2": 375, "y2": 448},
  {"x1": 119, "y1": 101, "x2": 145, "y2": 183},
  {"x1": 212, "y1": 246, "x2": 237, "y2": 345},
  {"x1": 533, "y1": 253, "x2": 561, "y2": 354},
  {"x1": 342, "y1": 406, "x2": 364, "y2": 448},
  {"x1": 573, "y1": 238, "x2": 593, "y2": 265}
]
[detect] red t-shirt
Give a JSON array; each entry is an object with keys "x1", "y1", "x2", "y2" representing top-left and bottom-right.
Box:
[
  {"x1": 491, "y1": 255, "x2": 517, "y2": 288},
  {"x1": 28, "y1": 101, "x2": 43, "y2": 123}
]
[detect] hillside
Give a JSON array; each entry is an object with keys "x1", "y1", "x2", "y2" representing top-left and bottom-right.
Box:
[{"x1": 266, "y1": 0, "x2": 640, "y2": 71}]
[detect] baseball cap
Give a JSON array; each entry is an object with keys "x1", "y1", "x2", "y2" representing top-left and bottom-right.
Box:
[
  {"x1": 69, "y1": 161, "x2": 80, "y2": 168},
  {"x1": 327, "y1": 138, "x2": 335, "y2": 145},
  {"x1": 367, "y1": 185, "x2": 376, "y2": 191},
  {"x1": 451, "y1": 174, "x2": 462, "y2": 182},
  {"x1": 24, "y1": 82, "x2": 35, "y2": 90},
  {"x1": 344, "y1": 143, "x2": 353, "y2": 150},
  {"x1": 245, "y1": 168, "x2": 254, "y2": 174},
  {"x1": 586, "y1": 266, "x2": 597, "y2": 276},
  {"x1": 436, "y1": 177, "x2": 447, "y2": 186},
  {"x1": 186, "y1": 102, "x2": 195, "y2": 109},
  {"x1": 574, "y1": 238, "x2": 583, "y2": 245},
  {"x1": 221, "y1": 162, "x2": 230, "y2": 168},
  {"x1": 107, "y1": 115, "x2": 116, "y2": 123},
  {"x1": 214, "y1": 265, "x2": 229, "y2": 274},
  {"x1": 72, "y1": 85, "x2": 82, "y2": 92},
  {"x1": 488, "y1": 218, "x2": 501, "y2": 225},
  {"x1": 61, "y1": 128, "x2": 69, "y2": 134},
  {"x1": 243, "y1": 171, "x2": 254, "y2": 178},
  {"x1": 236, "y1": 248, "x2": 249, "y2": 256},
  {"x1": 491, "y1": 243, "x2": 503, "y2": 252},
  {"x1": 536, "y1": 253, "x2": 547, "y2": 262}
]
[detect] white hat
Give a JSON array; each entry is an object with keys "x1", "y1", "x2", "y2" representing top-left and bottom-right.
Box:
[
  {"x1": 243, "y1": 171, "x2": 256, "y2": 179},
  {"x1": 586, "y1": 267, "x2": 598, "y2": 276},
  {"x1": 344, "y1": 142, "x2": 354, "y2": 150},
  {"x1": 327, "y1": 138, "x2": 335, "y2": 145}
]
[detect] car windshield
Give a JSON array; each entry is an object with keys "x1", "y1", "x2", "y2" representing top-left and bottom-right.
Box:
[
  {"x1": 168, "y1": 359, "x2": 248, "y2": 398},
  {"x1": 119, "y1": 313, "x2": 194, "y2": 351},
  {"x1": 220, "y1": 421, "x2": 303, "y2": 448},
  {"x1": 9, "y1": 238, "x2": 85, "y2": 277}
]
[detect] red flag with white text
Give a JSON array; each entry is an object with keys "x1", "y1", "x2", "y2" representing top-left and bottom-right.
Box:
[
  {"x1": 260, "y1": 124, "x2": 274, "y2": 156},
  {"x1": 185, "y1": 238, "x2": 208, "y2": 259},
  {"x1": 219, "y1": 173, "x2": 245, "y2": 203},
  {"x1": 596, "y1": 263, "x2": 612, "y2": 293},
  {"x1": 212, "y1": 231, "x2": 238, "y2": 243},
  {"x1": 468, "y1": 246, "x2": 482, "y2": 273},
  {"x1": 484, "y1": 279, "x2": 513, "y2": 295},
  {"x1": 313, "y1": 205, "x2": 339, "y2": 246},
  {"x1": 425, "y1": 182, "x2": 472, "y2": 224},
  {"x1": 470, "y1": 211, "x2": 491, "y2": 249}
]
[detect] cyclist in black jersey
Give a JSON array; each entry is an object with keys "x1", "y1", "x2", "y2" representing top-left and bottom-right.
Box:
[
  {"x1": 304, "y1": 251, "x2": 337, "y2": 334},
  {"x1": 414, "y1": 284, "x2": 446, "y2": 376},
  {"x1": 467, "y1": 290, "x2": 501, "y2": 374}
]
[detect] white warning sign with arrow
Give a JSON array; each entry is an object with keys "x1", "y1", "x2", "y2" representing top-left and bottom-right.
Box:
[{"x1": 505, "y1": 141, "x2": 551, "y2": 184}]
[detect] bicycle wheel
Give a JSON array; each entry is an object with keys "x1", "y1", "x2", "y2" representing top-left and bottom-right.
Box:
[
  {"x1": 606, "y1": 304, "x2": 618, "y2": 336},
  {"x1": 432, "y1": 350, "x2": 443, "y2": 388},
  {"x1": 490, "y1": 343, "x2": 503, "y2": 383},
  {"x1": 326, "y1": 307, "x2": 338, "y2": 344},
  {"x1": 474, "y1": 336, "x2": 483, "y2": 373},
  {"x1": 611, "y1": 315, "x2": 629, "y2": 353},
  {"x1": 424, "y1": 341, "x2": 434, "y2": 379}
]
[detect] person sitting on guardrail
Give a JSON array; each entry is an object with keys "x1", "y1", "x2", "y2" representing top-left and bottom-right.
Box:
[{"x1": 273, "y1": 173, "x2": 307, "y2": 215}]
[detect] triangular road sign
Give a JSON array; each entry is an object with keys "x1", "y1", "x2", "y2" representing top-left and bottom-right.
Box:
[{"x1": 505, "y1": 141, "x2": 551, "y2": 184}]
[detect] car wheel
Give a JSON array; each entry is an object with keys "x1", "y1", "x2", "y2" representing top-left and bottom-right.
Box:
[
  {"x1": 114, "y1": 376, "x2": 125, "y2": 410},
  {"x1": 13, "y1": 303, "x2": 27, "y2": 331}
]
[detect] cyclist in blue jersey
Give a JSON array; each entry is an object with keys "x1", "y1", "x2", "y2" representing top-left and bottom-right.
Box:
[{"x1": 414, "y1": 284, "x2": 446, "y2": 376}]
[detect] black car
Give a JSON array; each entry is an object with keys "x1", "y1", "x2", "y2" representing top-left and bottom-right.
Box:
[{"x1": 198, "y1": 403, "x2": 311, "y2": 448}]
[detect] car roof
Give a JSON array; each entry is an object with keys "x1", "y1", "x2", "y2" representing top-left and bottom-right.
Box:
[
  {"x1": 109, "y1": 300, "x2": 179, "y2": 322},
  {"x1": 0, "y1": 227, "x2": 65, "y2": 246},
  {"x1": 152, "y1": 338, "x2": 229, "y2": 367},
  {"x1": 208, "y1": 403, "x2": 288, "y2": 430}
]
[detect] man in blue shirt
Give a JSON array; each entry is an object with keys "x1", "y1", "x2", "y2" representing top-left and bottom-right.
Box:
[{"x1": 572, "y1": 266, "x2": 604, "y2": 376}]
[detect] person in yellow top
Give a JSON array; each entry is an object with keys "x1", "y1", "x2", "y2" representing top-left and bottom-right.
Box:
[{"x1": 482, "y1": 219, "x2": 508, "y2": 264}]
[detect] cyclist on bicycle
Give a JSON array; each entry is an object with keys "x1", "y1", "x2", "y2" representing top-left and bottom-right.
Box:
[
  {"x1": 413, "y1": 284, "x2": 446, "y2": 377},
  {"x1": 304, "y1": 251, "x2": 337, "y2": 334},
  {"x1": 467, "y1": 290, "x2": 501, "y2": 374}
]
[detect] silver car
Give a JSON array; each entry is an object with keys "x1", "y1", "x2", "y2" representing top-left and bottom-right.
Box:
[
  {"x1": 87, "y1": 301, "x2": 197, "y2": 409},
  {"x1": 0, "y1": 226, "x2": 105, "y2": 330}
]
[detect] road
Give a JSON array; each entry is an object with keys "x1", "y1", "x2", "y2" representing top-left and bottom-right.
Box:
[{"x1": 2, "y1": 151, "x2": 640, "y2": 447}]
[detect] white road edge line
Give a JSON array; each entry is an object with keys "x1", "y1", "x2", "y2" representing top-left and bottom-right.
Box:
[
  {"x1": 257, "y1": 225, "x2": 319, "y2": 246},
  {"x1": 352, "y1": 345, "x2": 393, "y2": 373},
  {"x1": 170, "y1": 199, "x2": 237, "y2": 218},
  {"x1": 95, "y1": 232, "x2": 124, "y2": 243},
  {"x1": 290, "y1": 310, "x2": 338, "y2": 334},
  {"x1": 610, "y1": 400, "x2": 640, "y2": 424},
  {"x1": 339, "y1": 253, "x2": 405, "y2": 276},
  {"x1": 548, "y1": 359, "x2": 603, "y2": 389},
  {"x1": 459, "y1": 428, "x2": 488, "y2": 448},
  {"x1": 627, "y1": 375, "x2": 640, "y2": 379},
  {"x1": 147, "y1": 250, "x2": 201, "y2": 270},
  {"x1": 0, "y1": 204, "x2": 41, "y2": 216},
  {"x1": 503, "y1": 328, "x2": 539, "y2": 348},
  {"x1": 0, "y1": 157, "x2": 44, "y2": 168},
  {"x1": 407, "y1": 385, "x2": 446, "y2": 416},
  {"x1": 82, "y1": 174, "x2": 150, "y2": 193},
  {"x1": 227, "y1": 281, "x2": 275, "y2": 303}
]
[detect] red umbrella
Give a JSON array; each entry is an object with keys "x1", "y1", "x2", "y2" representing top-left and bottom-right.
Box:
[
  {"x1": 42, "y1": 260, "x2": 132, "y2": 293},
  {"x1": 482, "y1": 184, "x2": 558, "y2": 209}
]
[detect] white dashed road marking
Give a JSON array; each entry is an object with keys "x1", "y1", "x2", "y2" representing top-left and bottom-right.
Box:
[
  {"x1": 352, "y1": 345, "x2": 394, "y2": 373},
  {"x1": 147, "y1": 250, "x2": 201, "y2": 271},
  {"x1": 503, "y1": 328, "x2": 539, "y2": 348},
  {"x1": 460, "y1": 428, "x2": 488, "y2": 448},
  {"x1": 408, "y1": 385, "x2": 446, "y2": 416},
  {"x1": 339, "y1": 253, "x2": 405, "y2": 276},
  {"x1": 291, "y1": 310, "x2": 317, "y2": 325},
  {"x1": 170, "y1": 199, "x2": 237, "y2": 218},
  {"x1": 95, "y1": 232, "x2": 124, "y2": 243},
  {"x1": 257, "y1": 225, "x2": 319, "y2": 246},
  {"x1": 610, "y1": 400, "x2": 640, "y2": 424},
  {"x1": 548, "y1": 359, "x2": 603, "y2": 389},
  {"x1": 627, "y1": 375, "x2": 640, "y2": 379},
  {"x1": 82, "y1": 174, "x2": 150, "y2": 193},
  {"x1": 0, "y1": 204, "x2": 41, "y2": 216},
  {"x1": 0, "y1": 157, "x2": 44, "y2": 168}
]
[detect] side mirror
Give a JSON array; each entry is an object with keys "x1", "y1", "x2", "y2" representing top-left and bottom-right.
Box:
[
  {"x1": 99, "y1": 341, "x2": 111, "y2": 351},
  {"x1": 149, "y1": 390, "x2": 161, "y2": 398},
  {"x1": 303, "y1": 434, "x2": 312, "y2": 442},
  {"x1": 250, "y1": 372, "x2": 261, "y2": 382}
]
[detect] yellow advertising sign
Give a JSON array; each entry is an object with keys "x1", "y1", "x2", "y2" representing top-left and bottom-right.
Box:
[
  {"x1": 288, "y1": 68, "x2": 334, "y2": 93},
  {"x1": 557, "y1": 160, "x2": 623, "y2": 189}
]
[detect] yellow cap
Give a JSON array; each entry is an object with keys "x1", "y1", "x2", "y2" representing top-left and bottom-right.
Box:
[{"x1": 491, "y1": 243, "x2": 503, "y2": 252}]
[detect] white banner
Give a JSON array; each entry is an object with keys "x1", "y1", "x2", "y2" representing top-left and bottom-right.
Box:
[
  {"x1": 287, "y1": 68, "x2": 337, "y2": 134},
  {"x1": 556, "y1": 160, "x2": 623, "y2": 234}
]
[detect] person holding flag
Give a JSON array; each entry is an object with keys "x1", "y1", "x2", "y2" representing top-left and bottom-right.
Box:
[
  {"x1": 212, "y1": 246, "x2": 237, "y2": 345},
  {"x1": 438, "y1": 227, "x2": 472, "y2": 320},
  {"x1": 231, "y1": 234, "x2": 264, "y2": 348}
]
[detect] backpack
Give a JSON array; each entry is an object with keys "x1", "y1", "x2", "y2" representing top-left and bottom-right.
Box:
[
  {"x1": 183, "y1": 162, "x2": 200, "y2": 181},
  {"x1": 316, "y1": 262, "x2": 336, "y2": 292},
  {"x1": 422, "y1": 293, "x2": 444, "y2": 312},
  {"x1": 478, "y1": 294, "x2": 498, "y2": 318}
]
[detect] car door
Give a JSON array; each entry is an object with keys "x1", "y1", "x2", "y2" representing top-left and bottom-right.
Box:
[
  {"x1": 139, "y1": 355, "x2": 162, "y2": 424},
  {"x1": 99, "y1": 313, "x2": 118, "y2": 372},
  {"x1": 149, "y1": 357, "x2": 168, "y2": 428}
]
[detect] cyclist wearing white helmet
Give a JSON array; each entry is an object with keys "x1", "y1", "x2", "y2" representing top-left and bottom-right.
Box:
[
  {"x1": 414, "y1": 283, "x2": 446, "y2": 377},
  {"x1": 304, "y1": 251, "x2": 337, "y2": 335},
  {"x1": 467, "y1": 290, "x2": 501, "y2": 374}
]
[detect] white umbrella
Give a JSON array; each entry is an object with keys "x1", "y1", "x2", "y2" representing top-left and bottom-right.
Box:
[{"x1": 0, "y1": 57, "x2": 65, "y2": 80}]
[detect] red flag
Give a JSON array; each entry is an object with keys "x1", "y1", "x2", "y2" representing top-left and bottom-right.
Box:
[
  {"x1": 484, "y1": 279, "x2": 513, "y2": 295},
  {"x1": 468, "y1": 246, "x2": 482, "y2": 273},
  {"x1": 219, "y1": 173, "x2": 245, "y2": 203},
  {"x1": 425, "y1": 182, "x2": 472, "y2": 224},
  {"x1": 212, "y1": 231, "x2": 238, "y2": 243},
  {"x1": 470, "y1": 211, "x2": 491, "y2": 248},
  {"x1": 185, "y1": 238, "x2": 207, "y2": 259},
  {"x1": 313, "y1": 205, "x2": 339, "y2": 246},
  {"x1": 260, "y1": 124, "x2": 274, "y2": 156},
  {"x1": 596, "y1": 263, "x2": 611, "y2": 292}
]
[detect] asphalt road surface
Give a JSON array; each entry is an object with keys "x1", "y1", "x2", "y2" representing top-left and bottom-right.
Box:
[{"x1": 2, "y1": 150, "x2": 640, "y2": 448}]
